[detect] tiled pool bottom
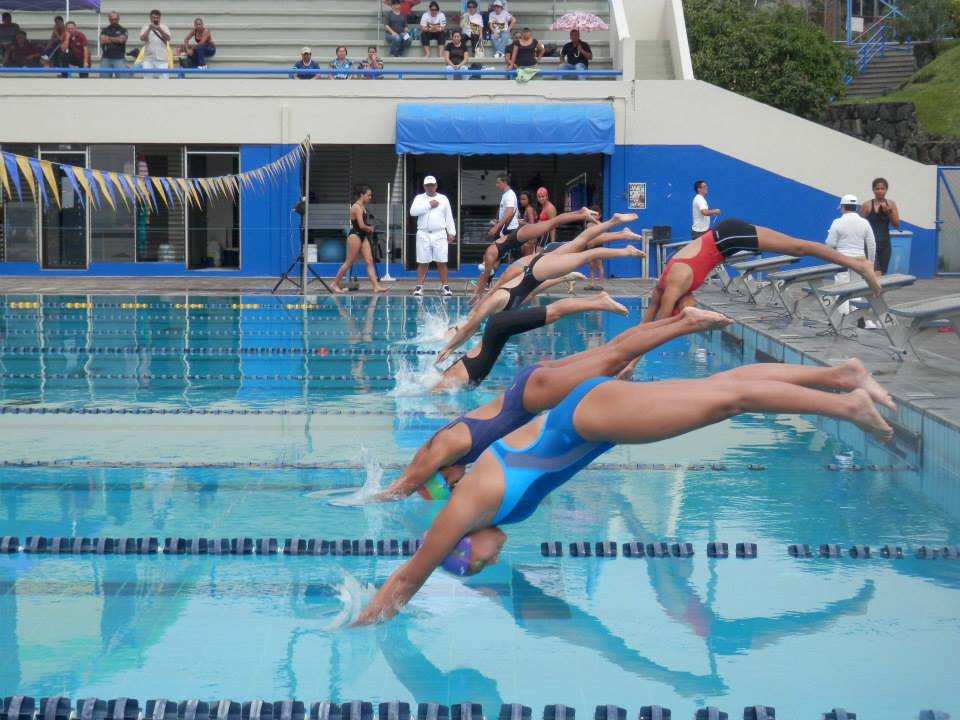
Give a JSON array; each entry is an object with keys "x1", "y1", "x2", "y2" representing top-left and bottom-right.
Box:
[{"x1": 0, "y1": 294, "x2": 958, "y2": 718}]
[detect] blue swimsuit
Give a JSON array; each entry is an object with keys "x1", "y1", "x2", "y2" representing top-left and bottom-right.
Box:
[
  {"x1": 490, "y1": 376, "x2": 614, "y2": 526},
  {"x1": 444, "y1": 364, "x2": 540, "y2": 467}
]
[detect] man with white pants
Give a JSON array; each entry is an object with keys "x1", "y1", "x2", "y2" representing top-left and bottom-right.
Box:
[
  {"x1": 410, "y1": 175, "x2": 456, "y2": 296},
  {"x1": 827, "y1": 193, "x2": 876, "y2": 325}
]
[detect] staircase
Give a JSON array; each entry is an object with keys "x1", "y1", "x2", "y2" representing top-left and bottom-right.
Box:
[
  {"x1": 846, "y1": 48, "x2": 917, "y2": 98},
  {"x1": 8, "y1": 0, "x2": 618, "y2": 73}
]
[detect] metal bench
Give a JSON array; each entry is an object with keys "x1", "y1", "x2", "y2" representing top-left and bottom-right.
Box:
[
  {"x1": 882, "y1": 294, "x2": 960, "y2": 357},
  {"x1": 726, "y1": 255, "x2": 800, "y2": 303},
  {"x1": 813, "y1": 273, "x2": 916, "y2": 334},
  {"x1": 766, "y1": 263, "x2": 843, "y2": 317}
]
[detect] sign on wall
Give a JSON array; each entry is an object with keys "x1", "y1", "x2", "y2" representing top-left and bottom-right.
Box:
[{"x1": 628, "y1": 182, "x2": 646, "y2": 210}]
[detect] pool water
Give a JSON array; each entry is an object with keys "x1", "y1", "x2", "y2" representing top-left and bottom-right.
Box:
[{"x1": 1, "y1": 295, "x2": 958, "y2": 719}]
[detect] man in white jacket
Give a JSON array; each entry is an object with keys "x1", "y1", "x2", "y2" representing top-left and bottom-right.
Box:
[
  {"x1": 827, "y1": 193, "x2": 876, "y2": 323},
  {"x1": 411, "y1": 175, "x2": 457, "y2": 296}
]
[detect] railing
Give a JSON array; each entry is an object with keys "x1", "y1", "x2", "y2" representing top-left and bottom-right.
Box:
[
  {"x1": 843, "y1": 0, "x2": 905, "y2": 84},
  {"x1": 0, "y1": 66, "x2": 623, "y2": 80}
]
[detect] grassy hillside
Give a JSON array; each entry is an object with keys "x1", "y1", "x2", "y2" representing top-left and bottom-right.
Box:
[{"x1": 878, "y1": 41, "x2": 960, "y2": 138}]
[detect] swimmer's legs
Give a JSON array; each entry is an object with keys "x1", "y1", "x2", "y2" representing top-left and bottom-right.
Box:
[
  {"x1": 574, "y1": 374, "x2": 894, "y2": 444},
  {"x1": 532, "y1": 245, "x2": 644, "y2": 284},
  {"x1": 523, "y1": 308, "x2": 732, "y2": 412},
  {"x1": 755, "y1": 226, "x2": 881, "y2": 295},
  {"x1": 543, "y1": 292, "x2": 629, "y2": 324}
]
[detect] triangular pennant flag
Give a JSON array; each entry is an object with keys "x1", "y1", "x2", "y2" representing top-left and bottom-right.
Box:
[
  {"x1": 3, "y1": 153, "x2": 22, "y2": 201},
  {"x1": 39, "y1": 160, "x2": 61, "y2": 209},
  {"x1": 64, "y1": 167, "x2": 86, "y2": 209},
  {"x1": 189, "y1": 178, "x2": 205, "y2": 207},
  {"x1": 27, "y1": 158, "x2": 49, "y2": 208},
  {"x1": 108, "y1": 172, "x2": 132, "y2": 211},
  {"x1": 92, "y1": 170, "x2": 116, "y2": 210},
  {"x1": 151, "y1": 176, "x2": 169, "y2": 209},
  {"x1": 119, "y1": 174, "x2": 140, "y2": 205},
  {"x1": 16, "y1": 155, "x2": 37, "y2": 202},
  {"x1": 0, "y1": 152, "x2": 10, "y2": 201},
  {"x1": 137, "y1": 176, "x2": 157, "y2": 212},
  {"x1": 81, "y1": 169, "x2": 102, "y2": 208},
  {"x1": 177, "y1": 178, "x2": 200, "y2": 209},
  {"x1": 196, "y1": 177, "x2": 214, "y2": 203},
  {"x1": 159, "y1": 177, "x2": 177, "y2": 206}
]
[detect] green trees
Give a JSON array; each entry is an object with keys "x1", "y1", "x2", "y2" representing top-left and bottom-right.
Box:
[
  {"x1": 893, "y1": 0, "x2": 955, "y2": 46},
  {"x1": 684, "y1": 0, "x2": 850, "y2": 119}
]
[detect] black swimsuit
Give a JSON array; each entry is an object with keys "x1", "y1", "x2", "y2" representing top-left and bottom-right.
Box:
[
  {"x1": 350, "y1": 207, "x2": 372, "y2": 241},
  {"x1": 458, "y1": 306, "x2": 549, "y2": 386},
  {"x1": 502, "y1": 252, "x2": 545, "y2": 311},
  {"x1": 494, "y1": 227, "x2": 524, "y2": 261},
  {"x1": 865, "y1": 200, "x2": 892, "y2": 273}
]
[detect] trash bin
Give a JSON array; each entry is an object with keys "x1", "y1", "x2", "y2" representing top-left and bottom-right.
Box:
[{"x1": 888, "y1": 230, "x2": 912, "y2": 275}]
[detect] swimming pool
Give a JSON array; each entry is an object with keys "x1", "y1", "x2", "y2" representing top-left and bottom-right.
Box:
[{"x1": 1, "y1": 295, "x2": 958, "y2": 719}]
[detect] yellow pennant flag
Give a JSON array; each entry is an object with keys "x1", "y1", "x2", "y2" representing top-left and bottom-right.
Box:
[
  {"x1": 214, "y1": 176, "x2": 227, "y2": 199},
  {"x1": 151, "y1": 176, "x2": 169, "y2": 208},
  {"x1": 177, "y1": 178, "x2": 201, "y2": 209},
  {"x1": 136, "y1": 176, "x2": 155, "y2": 211},
  {"x1": 198, "y1": 178, "x2": 215, "y2": 203},
  {"x1": 39, "y1": 160, "x2": 62, "y2": 209},
  {"x1": 227, "y1": 176, "x2": 240, "y2": 196},
  {"x1": 107, "y1": 172, "x2": 131, "y2": 211},
  {"x1": 92, "y1": 170, "x2": 116, "y2": 211},
  {"x1": 0, "y1": 155, "x2": 10, "y2": 201},
  {"x1": 15, "y1": 155, "x2": 36, "y2": 202},
  {"x1": 71, "y1": 166, "x2": 93, "y2": 206}
]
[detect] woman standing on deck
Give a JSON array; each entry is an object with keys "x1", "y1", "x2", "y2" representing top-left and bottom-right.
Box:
[
  {"x1": 331, "y1": 185, "x2": 387, "y2": 294},
  {"x1": 860, "y1": 177, "x2": 900, "y2": 275}
]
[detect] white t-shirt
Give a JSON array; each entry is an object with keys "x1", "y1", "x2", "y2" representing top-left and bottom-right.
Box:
[
  {"x1": 827, "y1": 211, "x2": 876, "y2": 262},
  {"x1": 140, "y1": 22, "x2": 171, "y2": 62},
  {"x1": 691, "y1": 194, "x2": 710, "y2": 232},
  {"x1": 488, "y1": 10, "x2": 512, "y2": 33},
  {"x1": 499, "y1": 188, "x2": 519, "y2": 231},
  {"x1": 420, "y1": 11, "x2": 447, "y2": 29},
  {"x1": 463, "y1": 11, "x2": 484, "y2": 32},
  {"x1": 410, "y1": 192, "x2": 456, "y2": 235}
]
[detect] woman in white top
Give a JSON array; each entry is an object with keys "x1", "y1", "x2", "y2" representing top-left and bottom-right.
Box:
[
  {"x1": 461, "y1": 0, "x2": 484, "y2": 55},
  {"x1": 420, "y1": 2, "x2": 447, "y2": 57},
  {"x1": 487, "y1": 1, "x2": 514, "y2": 57}
]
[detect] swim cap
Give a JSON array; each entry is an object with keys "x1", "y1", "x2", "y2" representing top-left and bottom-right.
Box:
[
  {"x1": 416, "y1": 471, "x2": 451, "y2": 501},
  {"x1": 420, "y1": 532, "x2": 485, "y2": 577}
]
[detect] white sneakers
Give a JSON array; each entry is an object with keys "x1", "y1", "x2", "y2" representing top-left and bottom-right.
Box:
[{"x1": 413, "y1": 285, "x2": 453, "y2": 297}]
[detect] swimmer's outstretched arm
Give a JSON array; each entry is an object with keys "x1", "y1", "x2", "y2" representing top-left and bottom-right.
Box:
[
  {"x1": 372, "y1": 439, "x2": 455, "y2": 502},
  {"x1": 436, "y1": 291, "x2": 508, "y2": 364},
  {"x1": 353, "y1": 485, "x2": 496, "y2": 626}
]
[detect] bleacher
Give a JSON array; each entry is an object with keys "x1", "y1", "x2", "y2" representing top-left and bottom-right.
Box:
[{"x1": 4, "y1": 0, "x2": 680, "y2": 77}]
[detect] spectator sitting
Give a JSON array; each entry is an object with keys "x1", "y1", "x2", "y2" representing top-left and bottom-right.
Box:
[
  {"x1": 99, "y1": 12, "x2": 128, "y2": 78},
  {"x1": 419, "y1": 2, "x2": 447, "y2": 58},
  {"x1": 39, "y1": 15, "x2": 66, "y2": 66},
  {"x1": 487, "y1": 1, "x2": 514, "y2": 59},
  {"x1": 0, "y1": 12, "x2": 20, "y2": 55},
  {"x1": 181, "y1": 17, "x2": 215, "y2": 69},
  {"x1": 559, "y1": 29, "x2": 592, "y2": 79},
  {"x1": 3, "y1": 30, "x2": 40, "y2": 68},
  {"x1": 503, "y1": 29, "x2": 520, "y2": 68},
  {"x1": 292, "y1": 46, "x2": 321, "y2": 79},
  {"x1": 460, "y1": 1, "x2": 483, "y2": 55},
  {"x1": 329, "y1": 45, "x2": 352, "y2": 79},
  {"x1": 61, "y1": 21, "x2": 91, "y2": 74},
  {"x1": 384, "y1": 0, "x2": 412, "y2": 57},
  {"x1": 483, "y1": 0, "x2": 509, "y2": 33},
  {"x1": 509, "y1": 27, "x2": 543, "y2": 70},
  {"x1": 443, "y1": 28, "x2": 470, "y2": 77},
  {"x1": 360, "y1": 45, "x2": 384, "y2": 78}
]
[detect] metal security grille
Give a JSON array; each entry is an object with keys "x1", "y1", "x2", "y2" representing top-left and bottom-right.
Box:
[{"x1": 937, "y1": 167, "x2": 960, "y2": 274}]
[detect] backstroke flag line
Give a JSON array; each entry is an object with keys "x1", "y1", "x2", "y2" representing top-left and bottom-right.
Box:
[{"x1": 0, "y1": 140, "x2": 308, "y2": 214}]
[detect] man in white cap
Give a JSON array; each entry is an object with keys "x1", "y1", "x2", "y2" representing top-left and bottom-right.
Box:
[
  {"x1": 293, "y1": 46, "x2": 321, "y2": 79},
  {"x1": 410, "y1": 174, "x2": 456, "y2": 296},
  {"x1": 827, "y1": 193, "x2": 876, "y2": 323}
]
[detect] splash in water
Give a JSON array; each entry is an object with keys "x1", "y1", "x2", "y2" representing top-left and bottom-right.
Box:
[
  {"x1": 390, "y1": 352, "x2": 447, "y2": 396},
  {"x1": 306, "y1": 445, "x2": 389, "y2": 506},
  {"x1": 400, "y1": 305, "x2": 460, "y2": 346},
  {"x1": 323, "y1": 572, "x2": 378, "y2": 630}
]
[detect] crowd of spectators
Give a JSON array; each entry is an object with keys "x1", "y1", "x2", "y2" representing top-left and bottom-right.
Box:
[
  {"x1": 0, "y1": 3, "x2": 597, "y2": 78},
  {"x1": 0, "y1": 8, "x2": 216, "y2": 75}
]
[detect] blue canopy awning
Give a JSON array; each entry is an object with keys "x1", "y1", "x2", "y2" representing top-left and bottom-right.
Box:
[
  {"x1": 396, "y1": 103, "x2": 614, "y2": 156},
  {"x1": 1, "y1": 1, "x2": 100, "y2": 9}
]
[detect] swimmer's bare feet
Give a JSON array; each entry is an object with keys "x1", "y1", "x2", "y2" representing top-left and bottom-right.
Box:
[
  {"x1": 839, "y1": 358, "x2": 896, "y2": 412},
  {"x1": 566, "y1": 271, "x2": 586, "y2": 294},
  {"x1": 847, "y1": 388, "x2": 894, "y2": 442},
  {"x1": 372, "y1": 285, "x2": 388, "y2": 293},
  {"x1": 616, "y1": 357, "x2": 640, "y2": 380},
  {"x1": 595, "y1": 291, "x2": 629, "y2": 317},
  {"x1": 620, "y1": 229, "x2": 644, "y2": 242},
  {"x1": 578, "y1": 207, "x2": 600, "y2": 222},
  {"x1": 622, "y1": 245, "x2": 645, "y2": 258},
  {"x1": 612, "y1": 212, "x2": 639, "y2": 225},
  {"x1": 681, "y1": 306, "x2": 734, "y2": 332},
  {"x1": 330, "y1": 284, "x2": 345, "y2": 294}
]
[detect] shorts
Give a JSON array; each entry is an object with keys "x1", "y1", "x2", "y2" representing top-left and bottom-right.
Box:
[{"x1": 416, "y1": 230, "x2": 449, "y2": 264}]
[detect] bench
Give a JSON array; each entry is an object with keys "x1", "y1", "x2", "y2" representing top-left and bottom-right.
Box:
[
  {"x1": 882, "y1": 294, "x2": 960, "y2": 357},
  {"x1": 813, "y1": 273, "x2": 916, "y2": 334},
  {"x1": 766, "y1": 263, "x2": 843, "y2": 317},
  {"x1": 726, "y1": 254, "x2": 800, "y2": 303}
]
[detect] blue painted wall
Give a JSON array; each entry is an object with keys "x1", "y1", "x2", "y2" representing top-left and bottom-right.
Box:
[
  {"x1": 602, "y1": 145, "x2": 936, "y2": 279},
  {"x1": 239, "y1": 144, "x2": 300, "y2": 276}
]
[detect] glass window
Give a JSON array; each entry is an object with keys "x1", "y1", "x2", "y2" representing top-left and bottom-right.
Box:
[
  {"x1": 186, "y1": 149, "x2": 240, "y2": 269},
  {"x1": 0, "y1": 144, "x2": 39, "y2": 263},
  {"x1": 137, "y1": 145, "x2": 185, "y2": 263},
  {"x1": 39, "y1": 149, "x2": 88, "y2": 269},
  {"x1": 89, "y1": 144, "x2": 136, "y2": 263}
]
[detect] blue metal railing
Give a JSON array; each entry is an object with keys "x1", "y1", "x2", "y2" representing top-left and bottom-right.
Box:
[
  {"x1": 843, "y1": 0, "x2": 905, "y2": 84},
  {"x1": 0, "y1": 66, "x2": 623, "y2": 80}
]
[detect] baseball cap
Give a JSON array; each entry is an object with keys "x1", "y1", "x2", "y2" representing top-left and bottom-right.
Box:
[
  {"x1": 301, "y1": 46, "x2": 311, "y2": 55},
  {"x1": 839, "y1": 193, "x2": 859, "y2": 208},
  {"x1": 423, "y1": 175, "x2": 438, "y2": 186},
  {"x1": 491, "y1": 1, "x2": 503, "y2": 6}
]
